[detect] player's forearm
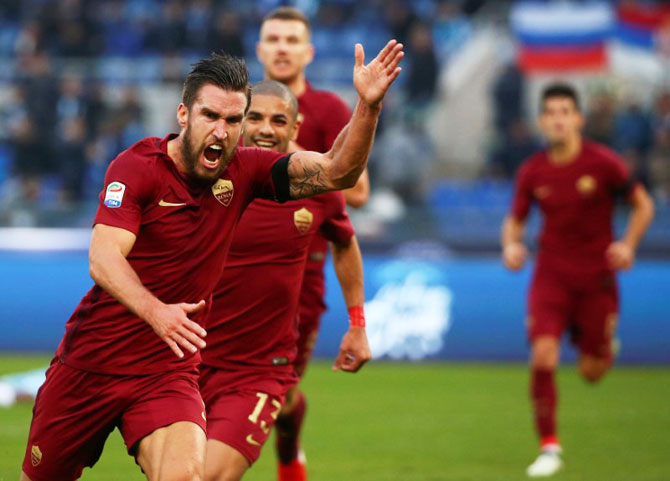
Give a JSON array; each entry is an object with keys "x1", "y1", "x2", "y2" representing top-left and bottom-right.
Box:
[
  {"x1": 344, "y1": 169, "x2": 370, "y2": 208},
  {"x1": 89, "y1": 247, "x2": 162, "y2": 322},
  {"x1": 501, "y1": 216, "x2": 526, "y2": 248},
  {"x1": 622, "y1": 188, "x2": 655, "y2": 251},
  {"x1": 324, "y1": 100, "x2": 380, "y2": 190},
  {"x1": 330, "y1": 236, "x2": 365, "y2": 308}
]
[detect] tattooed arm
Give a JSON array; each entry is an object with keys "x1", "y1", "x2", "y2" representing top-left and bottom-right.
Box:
[{"x1": 286, "y1": 40, "x2": 403, "y2": 200}]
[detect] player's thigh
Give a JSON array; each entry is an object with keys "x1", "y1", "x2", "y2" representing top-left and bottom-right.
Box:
[
  {"x1": 528, "y1": 271, "x2": 570, "y2": 369},
  {"x1": 574, "y1": 284, "x2": 618, "y2": 361},
  {"x1": 206, "y1": 388, "x2": 284, "y2": 466},
  {"x1": 124, "y1": 368, "x2": 207, "y2": 480},
  {"x1": 137, "y1": 421, "x2": 206, "y2": 481},
  {"x1": 21, "y1": 361, "x2": 119, "y2": 481},
  {"x1": 204, "y1": 439, "x2": 249, "y2": 481},
  {"x1": 294, "y1": 311, "x2": 321, "y2": 378}
]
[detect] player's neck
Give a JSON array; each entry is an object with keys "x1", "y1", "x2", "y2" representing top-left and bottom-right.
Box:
[
  {"x1": 284, "y1": 75, "x2": 307, "y2": 97},
  {"x1": 548, "y1": 136, "x2": 582, "y2": 165},
  {"x1": 166, "y1": 136, "x2": 187, "y2": 174}
]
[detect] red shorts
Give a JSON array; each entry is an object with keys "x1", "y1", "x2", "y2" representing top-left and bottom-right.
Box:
[
  {"x1": 528, "y1": 264, "x2": 619, "y2": 360},
  {"x1": 199, "y1": 365, "x2": 296, "y2": 464},
  {"x1": 22, "y1": 358, "x2": 206, "y2": 481},
  {"x1": 294, "y1": 306, "x2": 324, "y2": 378}
]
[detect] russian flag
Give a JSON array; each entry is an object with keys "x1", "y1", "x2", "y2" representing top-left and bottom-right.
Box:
[
  {"x1": 616, "y1": 2, "x2": 670, "y2": 51},
  {"x1": 511, "y1": 1, "x2": 614, "y2": 73}
]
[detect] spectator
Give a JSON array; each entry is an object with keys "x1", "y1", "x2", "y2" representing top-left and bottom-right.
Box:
[
  {"x1": 584, "y1": 92, "x2": 616, "y2": 147},
  {"x1": 406, "y1": 22, "x2": 439, "y2": 108}
]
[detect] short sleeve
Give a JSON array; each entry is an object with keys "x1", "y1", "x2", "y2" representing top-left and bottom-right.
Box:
[
  {"x1": 94, "y1": 154, "x2": 157, "y2": 235},
  {"x1": 320, "y1": 191, "x2": 355, "y2": 244},
  {"x1": 510, "y1": 162, "x2": 534, "y2": 221},
  {"x1": 243, "y1": 148, "x2": 291, "y2": 202},
  {"x1": 321, "y1": 96, "x2": 351, "y2": 151},
  {"x1": 602, "y1": 149, "x2": 636, "y2": 199}
]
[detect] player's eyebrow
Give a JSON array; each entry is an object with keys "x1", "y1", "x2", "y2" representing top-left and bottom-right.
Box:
[
  {"x1": 200, "y1": 106, "x2": 221, "y2": 119},
  {"x1": 271, "y1": 113, "x2": 289, "y2": 121}
]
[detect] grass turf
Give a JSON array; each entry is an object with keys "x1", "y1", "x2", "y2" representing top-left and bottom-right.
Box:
[{"x1": 0, "y1": 355, "x2": 668, "y2": 481}]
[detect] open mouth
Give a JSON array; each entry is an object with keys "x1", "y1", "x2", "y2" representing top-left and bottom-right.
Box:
[{"x1": 202, "y1": 144, "x2": 223, "y2": 169}]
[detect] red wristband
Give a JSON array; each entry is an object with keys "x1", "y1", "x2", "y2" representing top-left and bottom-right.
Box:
[{"x1": 348, "y1": 306, "x2": 365, "y2": 328}]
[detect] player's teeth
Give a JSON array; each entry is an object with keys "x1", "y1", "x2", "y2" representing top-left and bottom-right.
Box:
[{"x1": 209, "y1": 145, "x2": 222, "y2": 151}]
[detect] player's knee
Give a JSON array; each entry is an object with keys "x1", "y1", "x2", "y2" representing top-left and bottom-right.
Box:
[
  {"x1": 159, "y1": 461, "x2": 203, "y2": 481},
  {"x1": 579, "y1": 358, "x2": 610, "y2": 383},
  {"x1": 204, "y1": 463, "x2": 243, "y2": 481},
  {"x1": 531, "y1": 338, "x2": 559, "y2": 370}
]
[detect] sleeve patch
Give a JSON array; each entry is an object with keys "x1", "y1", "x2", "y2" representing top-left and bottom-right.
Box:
[{"x1": 104, "y1": 182, "x2": 126, "y2": 208}]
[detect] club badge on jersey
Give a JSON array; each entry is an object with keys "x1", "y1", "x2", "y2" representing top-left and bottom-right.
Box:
[
  {"x1": 104, "y1": 182, "x2": 126, "y2": 208},
  {"x1": 212, "y1": 179, "x2": 234, "y2": 206}
]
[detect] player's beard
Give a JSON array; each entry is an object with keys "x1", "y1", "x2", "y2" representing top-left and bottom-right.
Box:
[{"x1": 181, "y1": 124, "x2": 237, "y2": 185}]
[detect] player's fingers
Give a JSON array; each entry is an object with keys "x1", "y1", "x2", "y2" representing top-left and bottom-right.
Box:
[
  {"x1": 183, "y1": 319, "x2": 207, "y2": 339},
  {"x1": 354, "y1": 43, "x2": 364, "y2": 68},
  {"x1": 172, "y1": 332, "x2": 198, "y2": 354},
  {"x1": 376, "y1": 39, "x2": 397, "y2": 64},
  {"x1": 382, "y1": 43, "x2": 404, "y2": 68},
  {"x1": 165, "y1": 337, "x2": 185, "y2": 358},
  {"x1": 181, "y1": 300, "x2": 206, "y2": 315},
  {"x1": 178, "y1": 326, "x2": 206, "y2": 349},
  {"x1": 332, "y1": 351, "x2": 347, "y2": 371},
  {"x1": 385, "y1": 51, "x2": 404, "y2": 75}
]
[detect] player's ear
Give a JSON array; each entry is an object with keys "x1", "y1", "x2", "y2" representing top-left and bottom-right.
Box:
[
  {"x1": 177, "y1": 103, "x2": 188, "y2": 129},
  {"x1": 291, "y1": 117, "x2": 302, "y2": 141},
  {"x1": 305, "y1": 43, "x2": 315, "y2": 66}
]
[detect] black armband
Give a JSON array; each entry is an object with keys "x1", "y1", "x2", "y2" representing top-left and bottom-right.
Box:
[
  {"x1": 612, "y1": 176, "x2": 636, "y2": 199},
  {"x1": 271, "y1": 154, "x2": 292, "y2": 203}
]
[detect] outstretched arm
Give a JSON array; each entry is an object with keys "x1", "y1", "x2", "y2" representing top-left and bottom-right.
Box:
[
  {"x1": 286, "y1": 40, "x2": 403, "y2": 199},
  {"x1": 89, "y1": 224, "x2": 207, "y2": 358},
  {"x1": 330, "y1": 236, "x2": 371, "y2": 373}
]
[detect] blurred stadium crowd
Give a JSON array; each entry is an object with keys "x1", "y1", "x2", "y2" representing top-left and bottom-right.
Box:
[{"x1": 0, "y1": 0, "x2": 668, "y2": 252}]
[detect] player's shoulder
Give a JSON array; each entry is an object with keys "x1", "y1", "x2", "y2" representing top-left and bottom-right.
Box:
[
  {"x1": 112, "y1": 136, "x2": 165, "y2": 169},
  {"x1": 517, "y1": 149, "x2": 547, "y2": 176},
  {"x1": 303, "y1": 85, "x2": 349, "y2": 109},
  {"x1": 234, "y1": 146, "x2": 285, "y2": 163},
  {"x1": 581, "y1": 138, "x2": 623, "y2": 165}
]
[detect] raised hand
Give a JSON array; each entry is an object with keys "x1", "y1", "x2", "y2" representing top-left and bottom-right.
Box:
[
  {"x1": 353, "y1": 40, "x2": 404, "y2": 108},
  {"x1": 146, "y1": 299, "x2": 208, "y2": 358},
  {"x1": 333, "y1": 326, "x2": 372, "y2": 373}
]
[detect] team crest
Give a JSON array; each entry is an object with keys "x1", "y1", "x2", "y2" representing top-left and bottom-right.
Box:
[
  {"x1": 293, "y1": 207, "x2": 313, "y2": 234},
  {"x1": 576, "y1": 175, "x2": 597, "y2": 195},
  {"x1": 31, "y1": 445, "x2": 42, "y2": 467},
  {"x1": 212, "y1": 179, "x2": 234, "y2": 206}
]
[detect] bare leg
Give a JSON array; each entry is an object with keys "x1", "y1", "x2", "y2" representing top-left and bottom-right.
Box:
[{"x1": 204, "y1": 439, "x2": 250, "y2": 481}]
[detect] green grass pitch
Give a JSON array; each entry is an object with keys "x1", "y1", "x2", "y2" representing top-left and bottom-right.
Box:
[{"x1": 1, "y1": 355, "x2": 669, "y2": 481}]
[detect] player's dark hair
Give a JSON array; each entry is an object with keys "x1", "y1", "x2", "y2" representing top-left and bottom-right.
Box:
[
  {"x1": 182, "y1": 52, "x2": 251, "y2": 111},
  {"x1": 262, "y1": 6, "x2": 311, "y2": 34},
  {"x1": 251, "y1": 80, "x2": 299, "y2": 120},
  {"x1": 541, "y1": 83, "x2": 581, "y2": 112}
]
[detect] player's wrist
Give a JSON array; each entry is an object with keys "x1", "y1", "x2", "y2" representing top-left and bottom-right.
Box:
[{"x1": 348, "y1": 306, "x2": 365, "y2": 328}]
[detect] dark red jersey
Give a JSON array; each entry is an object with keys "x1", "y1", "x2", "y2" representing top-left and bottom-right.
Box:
[
  {"x1": 296, "y1": 83, "x2": 351, "y2": 317},
  {"x1": 201, "y1": 191, "x2": 354, "y2": 373},
  {"x1": 56, "y1": 134, "x2": 287, "y2": 375},
  {"x1": 511, "y1": 139, "x2": 636, "y2": 271}
]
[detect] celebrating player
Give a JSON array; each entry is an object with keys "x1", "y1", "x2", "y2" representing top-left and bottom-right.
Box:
[
  {"x1": 501, "y1": 83, "x2": 654, "y2": 478},
  {"x1": 20, "y1": 40, "x2": 402, "y2": 481},
  {"x1": 256, "y1": 8, "x2": 371, "y2": 479},
  {"x1": 200, "y1": 79, "x2": 370, "y2": 481}
]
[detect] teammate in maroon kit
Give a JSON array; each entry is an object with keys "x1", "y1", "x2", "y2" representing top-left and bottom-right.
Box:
[
  {"x1": 200, "y1": 80, "x2": 369, "y2": 481},
  {"x1": 20, "y1": 40, "x2": 403, "y2": 481},
  {"x1": 256, "y1": 9, "x2": 370, "y2": 479},
  {"x1": 501, "y1": 83, "x2": 654, "y2": 478}
]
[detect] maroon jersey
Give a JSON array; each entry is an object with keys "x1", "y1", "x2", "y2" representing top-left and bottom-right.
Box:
[
  {"x1": 511, "y1": 139, "x2": 636, "y2": 271},
  {"x1": 296, "y1": 83, "x2": 351, "y2": 317},
  {"x1": 201, "y1": 191, "x2": 354, "y2": 374},
  {"x1": 56, "y1": 134, "x2": 287, "y2": 375}
]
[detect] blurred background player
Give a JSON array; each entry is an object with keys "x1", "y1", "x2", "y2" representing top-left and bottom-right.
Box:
[
  {"x1": 256, "y1": 8, "x2": 371, "y2": 480},
  {"x1": 200, "y1": 80, "x2": 370, "y2": 481},
  {"x1": 501, "y1": 83, "x2": 654, "y2": 478}
]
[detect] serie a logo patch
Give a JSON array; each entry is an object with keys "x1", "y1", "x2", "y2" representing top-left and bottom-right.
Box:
[{"x1": 104, "y1": 182, "x2": 126, "y2": 208}]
